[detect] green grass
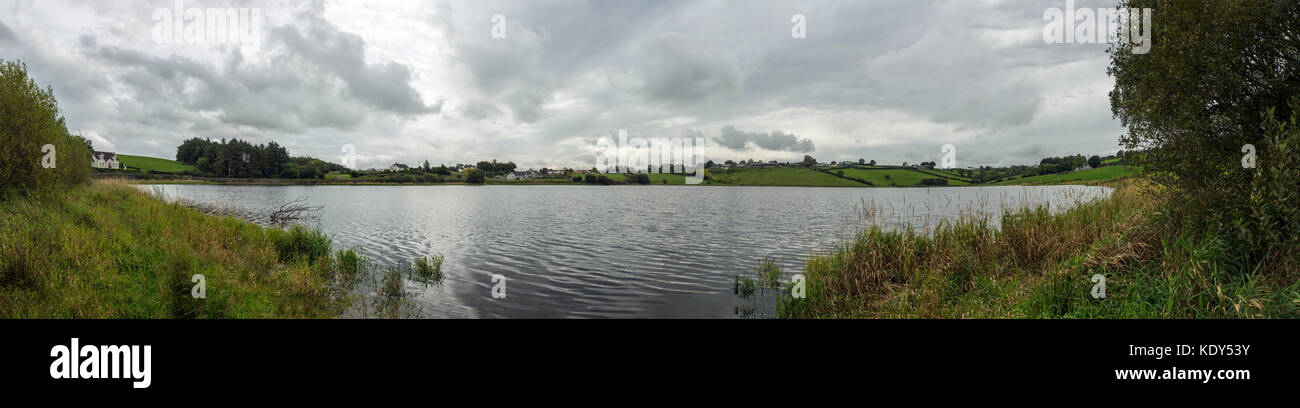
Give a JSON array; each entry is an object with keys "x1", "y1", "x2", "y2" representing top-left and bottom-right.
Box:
[
  {"x1": 0, "y1": 180, "x2": 358, "y2": 318},
  {"x1": 835, "y1": 168, "x2": 971, "y2": 186},
  {"x1": 600, "y1": 173, "x2": 688, "y2": 184},
  {"x1": 117, "y1": 154, "x2": 197, "y2": 173},
  {"x1": 992, "y1": 165, "x2": 1135, "y2": 185},
  {"x1": 772, "y1": 180, "x2": 1300, "y2": 318},
  {"x1": 711, "y1": 168, "x2": 867, "y2": 187}
]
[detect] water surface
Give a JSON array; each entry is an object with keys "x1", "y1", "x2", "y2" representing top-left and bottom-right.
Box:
[{"x1": 144, "y1": 184, "x2": 1110, "y2": 318}]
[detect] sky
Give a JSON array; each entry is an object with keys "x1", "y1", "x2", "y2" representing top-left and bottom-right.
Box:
[{"x1": 0, "y1": 0, "x2": 1126, "y2": 170}]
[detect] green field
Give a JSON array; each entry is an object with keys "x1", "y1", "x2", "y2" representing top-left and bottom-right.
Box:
[
  {"x1": 834, "y1": 168, "x2": 970, "y2": 186},
  {"x1": 601, "y1": 173, "x2": 688, "y2": 184},
  {"x1": 992, "y1": 165, "x2": 1135, "y2": 185},
  {"x1": 711, "y1": 167, "x2": 866, "y2": 187},
  {"x1": 117, "y1": 154, "x2": 197, "y2": 173}
]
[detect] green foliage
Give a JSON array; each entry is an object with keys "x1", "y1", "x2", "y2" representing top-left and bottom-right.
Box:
[
  {"x1": 0, "y1": 180, "x2": 354, "y2": 317},
  {"x1": 991, "y1": 165, "x2": 1135, "y2": 185},
  {"x1": 465, "y1": 168, "x2": 486, "y2": 184},
  {"x1": 756, "y1": 256, "x2": 782, "y2": 289},
  {"x1": 269, "y1": 225, "x2": 332, "y2": 264},
  {"x1": 802, "y1": 155, "x2": 816, "y2": 167},
  {"x1": 0, "y1": 59, "x2": 91, "y2": 193},
  {"x1": 411, "y1": 254, "x2": 444, "y2": 285},
  {"x1": 474, "y1": 160, "x2": 516, "y2": 176},
  {"x1": 1109, "y1": 0, "x2": 1300, "y2": 235},
  {"x1": 1239, "y1": 107, "x2": 1300, "y2": 262}
]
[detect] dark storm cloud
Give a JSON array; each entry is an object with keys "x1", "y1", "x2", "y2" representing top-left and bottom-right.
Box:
[{"x1": 716, "y1": 126, "x2": 815, "y2": 153}]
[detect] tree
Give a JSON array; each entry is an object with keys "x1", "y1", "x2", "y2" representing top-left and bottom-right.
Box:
[
  {"x1": 802, "y1": 155, "x2": 816, "y2": 167},
  {"x1": 0, "y1": 59, "x2": 91, "y2": 192},
  {"x1": 869, "y1": 160, "x2": 876, "y2": 166},
  {"x1": 1088, "y1": 155, "x2": 1102, "y2": 169},
  {"x1": 465, "y1": 168, "x2": 486, "y2": 184},
  {"x1": 1109, "y1": 1, "x2": 1300, "y2": 229}
]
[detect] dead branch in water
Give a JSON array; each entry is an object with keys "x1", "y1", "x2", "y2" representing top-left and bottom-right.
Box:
[{"x1": 269, "y1": 197, "x2": 324, "y2": 227}]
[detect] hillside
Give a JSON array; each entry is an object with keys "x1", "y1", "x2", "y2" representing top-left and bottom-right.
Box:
[
  {"x1": 991, "y1": 165, "x2": 1135, "y2": 185},
  {"x1": 832, "y1": 167, "x2": 971, "y2": 186},
  {"x1": 117, "y1": 154, "x2": 197, "y2": 173},
  {"x1": 709, "y1": 167, "x2": 865, "y2": 187}
]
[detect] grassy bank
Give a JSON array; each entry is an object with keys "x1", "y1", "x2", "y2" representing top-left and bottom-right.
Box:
[
  {"x1": 767, "y1": 180, "x2": 1300, "y2": 318},
  {"x1": 710, "y1": 167, "x2": 865, "y2": 187},
  {"x1": 992, "y1": 165, "x2": 1135, "y2": 185},
  {"x1": 117, "y1": 154, "x2": 197, "y2": 173},
  {"x1": 0, "y1": 180, "x2": 360, "y2": 318},
  {"x1": 834, "y1": 168, "x2": 972, "y2": 186}
]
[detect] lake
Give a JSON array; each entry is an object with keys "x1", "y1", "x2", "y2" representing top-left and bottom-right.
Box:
[{"x1": 143, "y1": 184, "x2": 1111, "y2": 318}]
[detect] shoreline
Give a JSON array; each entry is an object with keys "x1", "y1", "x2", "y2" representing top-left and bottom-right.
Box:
[{"x1": 114, "y1": 174, "x2": 1129, "y2": 188}]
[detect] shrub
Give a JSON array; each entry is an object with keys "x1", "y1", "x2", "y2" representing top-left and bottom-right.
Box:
[
  {"x1": 0, "y1": 59, "x2": 91, "y2": 194},
  {"x1": 1238, "y1": 107, "x2": 1300, "y2": 263},
  {"x1": 465, "y1": 168, "x2": 486, "y2": 184}
]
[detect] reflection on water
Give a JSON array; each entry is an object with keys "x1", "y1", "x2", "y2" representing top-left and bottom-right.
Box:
[{"x1": 143, "y1": 184, "x2": 1110, "y2": 318}]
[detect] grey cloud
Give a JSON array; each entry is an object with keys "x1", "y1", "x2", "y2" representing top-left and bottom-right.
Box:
[
  {"x1": 716, "y1": 126, "x2": 815, "y2": 153},
  {"x1": 270, "y1": 11, "x2": 441, "y2": 115},
  {"x1": 3, "y1": 0, "x2": 1127, "y2": 169},
  {"x1": 0, "y1": 20, "x2": 13, "y2": 42},
  {"x1": 638, "y1": 33, "x2": 742, "y2": 103}
]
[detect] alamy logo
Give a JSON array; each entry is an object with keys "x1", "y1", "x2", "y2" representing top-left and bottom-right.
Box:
[
  {"x1": 41, "y1": 144, "x2": 56, "y2": 169},
  {"x1": 49, "y1": 338, "x2": 152, "y2": 388},
  {"x1": 594, "y1": 129, "x2": 708, "y2": 184},
  {"x1": 1043, "y1": 0, "x2": 1152, "y2": 54},
  {"x1": 939, "y1": 144, "x2": 957, "y2": 169},
  {"x1": 340, "y1": 144, "x2": 358, "y2": 169},
  {"x1": 1091, "y1": 274, "x2": 1106, "y2": 299},
  {"x1": 152, "y1": 0, "x2": 262, "y2": 45}
]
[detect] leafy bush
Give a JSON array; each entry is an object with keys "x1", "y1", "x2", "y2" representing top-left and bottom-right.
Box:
[
  {"x1": 1109, "y1": 1, "x2": 1300, "y2": 239},
  {"x1": 0, "y1": 59, "x2": 91, "y2": 194},
  {"x1": 465, "y1": 168, "x2": 486, "y2": 184},
  {"x1": 1238, "y1": 107, "x2": 1300, "y2": 263}
]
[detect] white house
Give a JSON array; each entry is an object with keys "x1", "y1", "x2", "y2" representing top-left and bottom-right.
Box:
[
  {"x1": 92, "y1": 151, "x2": 121, "y2": 169},
  {"x1": 387, "y1": 163, "x2": 411, "y2": 172},
  {"x1": 505, "y1": 170, "x2": 538, "y2": 180}
]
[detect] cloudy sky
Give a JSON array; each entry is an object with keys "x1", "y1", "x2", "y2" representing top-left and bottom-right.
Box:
[{"x1": 0, "y1": 0, "x2": 1125, "y2": 170}]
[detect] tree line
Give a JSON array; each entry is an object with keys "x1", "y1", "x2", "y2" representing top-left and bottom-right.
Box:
[{"x1": 175, "y1": 137, "x2": 346, "y2": 179}]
